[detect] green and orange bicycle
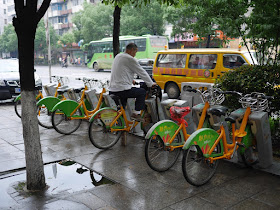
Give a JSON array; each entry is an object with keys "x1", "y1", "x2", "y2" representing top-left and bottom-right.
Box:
[
  {"x1": 144, "y1": 87, "x2": 225, "y2": 172},
  {"x1": 182, "y1": 91, "x2": 272, "y2": 186}
]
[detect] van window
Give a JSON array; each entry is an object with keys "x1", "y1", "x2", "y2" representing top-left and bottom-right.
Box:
[
  {"x1": 188, "y1": 54, "x2": 217, "y2": 69},
  {"x1": 223, "y1": 54, "x2": 246, "y2": 69},
  {"x1": 156, "y1": 54, "x2": 187, "y2": 68}
]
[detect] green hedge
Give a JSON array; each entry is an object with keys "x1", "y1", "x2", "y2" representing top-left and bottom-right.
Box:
[{"x1": 216, "y1": 65, "x2": 280, "y2": 113}]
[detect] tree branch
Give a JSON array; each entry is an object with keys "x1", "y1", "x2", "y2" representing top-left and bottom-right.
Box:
[
  {"x1": 14, "y1": 0, "x2": 24, "y2": 18},
  {"x1": 36, "y1": 0, "x2": 51, "y2": 22}
]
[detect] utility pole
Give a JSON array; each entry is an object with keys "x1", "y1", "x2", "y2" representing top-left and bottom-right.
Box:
[{"x1": 44, "y1": 9, "x2": 52, "y2": 83}]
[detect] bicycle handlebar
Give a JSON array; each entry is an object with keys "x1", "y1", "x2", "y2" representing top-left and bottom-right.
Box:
[{"x1": 183, "y1": 86, "x2": 224, "y2": 105}]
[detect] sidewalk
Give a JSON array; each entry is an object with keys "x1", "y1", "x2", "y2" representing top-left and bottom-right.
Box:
[{"x1": 1, "y1": 102, "x2": 280, "y2": 210}]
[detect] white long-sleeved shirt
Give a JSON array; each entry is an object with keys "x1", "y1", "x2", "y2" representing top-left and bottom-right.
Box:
[{"x1": 109, "y1": 53, "x2": 154, "y2": 92}]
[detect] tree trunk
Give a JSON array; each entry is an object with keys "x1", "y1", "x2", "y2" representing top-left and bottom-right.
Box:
[
  {"x1": 113, "y1": 5, "x2": 121, "y2": 57},
  {"x1": 206, "y1": 34, "x2": 211, "y2": 48},
  {"x1": 12, "y1": 0, "x2": 50, "y2": 191},
  {"x1": 21, "y1": 91, "x2": 46, "y2": 190}
]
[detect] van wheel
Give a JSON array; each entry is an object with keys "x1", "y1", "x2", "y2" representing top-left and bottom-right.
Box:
[
  {"x1": 166, "y1": 83, "x2": 180, "y2": 99},
  {"x1": 93, "y1": 62, "x2": 99, "y2": 71},
  {"x1": 93, "y1": 62, "x2": 103, "y2": 72}
]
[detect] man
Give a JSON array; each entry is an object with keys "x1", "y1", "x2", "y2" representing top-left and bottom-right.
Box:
[{"x1": 109, "y1": 43, "x2": 156, "y2": 122}]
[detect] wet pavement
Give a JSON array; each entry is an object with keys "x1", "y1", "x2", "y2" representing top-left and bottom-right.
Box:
[{"x1": 1, "y1": 102, "x2": 280, "y2": 210}]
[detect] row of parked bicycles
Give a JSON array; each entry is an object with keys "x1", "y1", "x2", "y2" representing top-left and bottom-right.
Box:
[{"x1": 14, "y1": 76, "x2": 273, "y2": 186}]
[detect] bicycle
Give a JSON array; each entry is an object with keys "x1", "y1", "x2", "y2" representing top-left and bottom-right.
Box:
[
  {"x1": 35, "y1": 76, "x2": 70, "y2": 128},
  {"x1": 51, "y1": 78, "x2": 107, "y2": 135},
  {"x1": 181, "y1": 91, "x2": 272, "y2": 186},
  {"x1": 14, "y1": 86, "x2": 44, "y2": 118},
  {"x1": 144, "y1": 87, "x2": 225, "y2": 172},
  {"x1": 88, "y1": 83, "x2": 161, "y2": 150},
  {"x1": 15, "y1": 76, "x2": 68, "y2": 127}
]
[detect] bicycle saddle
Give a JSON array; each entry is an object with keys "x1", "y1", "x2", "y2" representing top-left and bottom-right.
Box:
[
  {"x1": 57, "y1": 88, "x2": 70, "y2": 95},
  {"x1": 207, "y1": 106, "x2": 228, "y2": 117},
  {"x1": 170, "y1": 106, "x2": 191, "y2": 125},
  {"x1": 73, "y1": 87, "x2": 84, "y2": 93}
]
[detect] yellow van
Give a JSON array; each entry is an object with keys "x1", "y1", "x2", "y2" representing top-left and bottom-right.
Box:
[{"x1": 153, "y1": 48, "x2": 258, "y2": 98}]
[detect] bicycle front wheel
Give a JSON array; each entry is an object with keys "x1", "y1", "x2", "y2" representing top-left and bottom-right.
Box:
[
  {"x1": 145, "y1": 134, "x2": 181, "y2": 172},
  {"x1": 52, "y1": 108, "x2": 82, "y2": 135},
  {"x1": 37, "y1": 105, "x2": 53, "y2": 129},
  {"x1": 14, "y1": 99, "x2": 22, "y2": 118},
  {"x1": 88, "y1": 118, "x2": 123, "y2": 149},
  {"x1": 182, "y1": 144, "x2": 220, "y2": 186}
]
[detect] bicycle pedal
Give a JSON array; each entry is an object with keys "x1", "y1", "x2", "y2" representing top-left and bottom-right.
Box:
[{"x1": 236, "y1": 142, "x2": 245, "y2": 147}]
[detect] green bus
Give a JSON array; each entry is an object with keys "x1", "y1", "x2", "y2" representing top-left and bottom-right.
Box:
[{"x1": 84, "y1": 35, "x2": 168, "y2": 71}]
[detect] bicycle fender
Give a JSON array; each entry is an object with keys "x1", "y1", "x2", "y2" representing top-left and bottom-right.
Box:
[
  {"x1": 145, "y1": 120, "x2": 183, "y2": 142},
  {"x1": 51, "y1": 100, "x2": 81, "y2": 117},
  {"x1": 183, "y1": 128, "x2": 221, "y2": 156},
  {"x1": 89, "y1": 107, "x2": 124, "y2": 127},
  {"x1": 14, "y1": 94, "x2": 21, "y2": 102},
  {"x1": 36, "y1": 96, "x2": 61, "y2": 111}
]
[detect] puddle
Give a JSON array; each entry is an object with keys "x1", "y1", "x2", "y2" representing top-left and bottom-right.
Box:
[
  {"x1": 0, "y1": 160, "x2": 114, "y2": 208},
  {"x1": 47, "y1": 159, "x2": 114, "y2": 194}
]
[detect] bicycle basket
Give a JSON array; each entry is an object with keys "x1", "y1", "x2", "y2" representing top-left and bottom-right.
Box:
[
  {"x1": 202, "y1": 88, "x2": 225, "y2": 105},
  {"x1": 239, "y1": 92, "x2": 268, "y2": 111}
]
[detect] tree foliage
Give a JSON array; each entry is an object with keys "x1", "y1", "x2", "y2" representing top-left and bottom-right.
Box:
[
  {"x1": 35, "y1": 20, "x2": 59, "y2": 54},
  {"x1": 246, "y1": 0, "x2": 280, "y2": 64},
  {"x1": 58, "y1": 31, "x2": 75, "y2": 47},
  {"x1": 121, "y1": 1, "x2": 166, "y2": 36},
  {"x1": 74, "y1": 2, "x2": 114, "y2": 44},
  {"x1": 0, "y1": 24, "x2": 18, "y2": 53}
]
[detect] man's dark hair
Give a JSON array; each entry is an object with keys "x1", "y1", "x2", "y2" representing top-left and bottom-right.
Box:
[{"x1": 126, "y1": 43, "x2": 138, "y2": 50}]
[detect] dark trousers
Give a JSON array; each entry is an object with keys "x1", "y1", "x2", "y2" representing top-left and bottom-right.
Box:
[{"x1": 109, "y1": 87, "x2": 146, "y2": 111}]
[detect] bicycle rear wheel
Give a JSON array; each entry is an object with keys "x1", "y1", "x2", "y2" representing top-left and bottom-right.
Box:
[
  {"x1": 14, "y1": 99, "x2": 22, "y2": 118},
  {"x1": 88, "y1": 118, "x2": 123, "y2": 149},
  {"x1": 145, "y1": 134, "x2": 181, "y2": 172},
  {"x1": 37, "y1": 105, "x2": 53, "y2": 129},
  {"x1": 182, "y1": 144, "x2": 220, "y2": 186},
  {"x1": 51, "y1": 108, "x2": 82, "y2": 135}
]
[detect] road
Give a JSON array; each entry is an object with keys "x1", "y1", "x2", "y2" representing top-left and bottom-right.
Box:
[{"x1": 35, "y1": 65, "x2": 111, "y2": 89}]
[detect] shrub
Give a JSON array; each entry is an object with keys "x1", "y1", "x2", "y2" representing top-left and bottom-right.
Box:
[{"x1": 215, "y1": 65, "x2": 280, "y2": 113}]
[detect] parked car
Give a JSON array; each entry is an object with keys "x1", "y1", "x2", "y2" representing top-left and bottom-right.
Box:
[{"x1": 0, "y1": 59, "x2": 42, "y2": 100}]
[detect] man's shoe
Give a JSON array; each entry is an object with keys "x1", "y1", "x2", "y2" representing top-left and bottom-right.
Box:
[{"x1": 131, "y1": 113, "x2": 144, "y2": 122}]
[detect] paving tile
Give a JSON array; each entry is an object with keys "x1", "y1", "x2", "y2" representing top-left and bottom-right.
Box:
[
  {"x1": 229, "y1": 198, "x2": 274, "y2": 210},
  {"x1": 198, "y1": 186, "x2": 245, "y2": 208},
  {"x1": 252, "y1": 187, "x2": 280, "y2": 207},
  {"x1": 169, "y1": 196, "x2": 220, "y2": 210},
  {"x1": 90, "y1": 184, "x2": 149, "y2": 210}
]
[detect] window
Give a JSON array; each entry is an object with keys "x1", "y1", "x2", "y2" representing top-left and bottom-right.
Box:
[
  {"x1": 134, "y1": 39, "x2": 146, "y2": 51},
  {"x1": 4, "y1": 9, "x2": 6, "y2": 14},
  {"x1": 3, "y1": 0, "x2": 5, "y2": 4},
  {"x1": 8, "y1": 5, "x2": 14, "y2": 12},
  {"x1": 156, "y1": 54, "x2": 187, "y2": 68},
  {"x1": 72, "y1": 0, "x2": 79, "y2": 6},
  {"x1": 188, "y1": 54, "x2": 217, "y2": 69},
  {"x1": 223, "y1": 54, "x2": 246, "y2": 69},
  {"x1": 4, "y1": 19, "x2": 7, "y2": 24}
]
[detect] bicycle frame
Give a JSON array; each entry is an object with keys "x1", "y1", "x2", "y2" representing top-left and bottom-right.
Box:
[
  {"x1": 197, "y1": 106, "x2": 252, "y2": 163},
  {"x1": 152, "y1": 101, "x2": 210, "y2": 151},
  {"x1": 109, "y1": 104, "x2": 142, "y2": 132},
  {"x1": 64, "y1": 87, "x2": 106, "y2": 120}
]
